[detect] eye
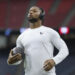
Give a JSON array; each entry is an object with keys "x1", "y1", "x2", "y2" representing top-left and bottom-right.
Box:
[{"x1": 33, "y1": 10, "x2": 37, "y2": 12}]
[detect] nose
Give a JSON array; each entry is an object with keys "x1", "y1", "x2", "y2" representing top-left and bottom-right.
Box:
[
  {"x1": 29, "y1": 11, "x2": 33, "y2": 15},
  {"x1": 28, "y1": 11, "x2": 33, "y2": 17},
  {"x1": 30, "y1": 13, "x2": 32, "y2": 16}
]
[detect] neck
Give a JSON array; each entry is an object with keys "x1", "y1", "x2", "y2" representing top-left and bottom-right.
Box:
[{"x1": 29, "y1": 20, "x2": 42, "y2": 29}]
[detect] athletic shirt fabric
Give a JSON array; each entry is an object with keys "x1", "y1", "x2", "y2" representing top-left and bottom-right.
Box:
[{"x1": 15, "y1": 26, "x2": 69, "y2": 75}]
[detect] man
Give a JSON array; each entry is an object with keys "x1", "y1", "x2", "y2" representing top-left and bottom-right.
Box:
[{"x1": 7, "y1": 6, "x2": 69, "y2": 75}]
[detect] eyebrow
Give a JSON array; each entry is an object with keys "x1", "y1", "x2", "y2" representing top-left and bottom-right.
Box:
[
  {"x1": 30, "y1": 8, "x2": 37, "y2": 11},
  {"x1": 29, "y1": 8, "x2": 41, "y2": 12}
]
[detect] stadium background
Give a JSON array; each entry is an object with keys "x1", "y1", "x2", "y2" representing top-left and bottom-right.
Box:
[{"x1": 0, "y1": 0, "x2": 75, "y2": 75}]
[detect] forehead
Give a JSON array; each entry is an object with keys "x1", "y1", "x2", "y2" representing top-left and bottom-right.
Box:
[{"x1": 29, "y1": 6, "x2": 41, "y2": 11}]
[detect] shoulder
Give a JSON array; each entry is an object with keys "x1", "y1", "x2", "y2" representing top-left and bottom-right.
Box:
[
  {"x1": 42, "y1": 26, "x2": 61, "y2": 41},
  {"x1": 17, "y1": 28, "x2": 30, "y2": 41},
  {"x1": 42, "y1": 26, "x2": 59, "y2": 36}
]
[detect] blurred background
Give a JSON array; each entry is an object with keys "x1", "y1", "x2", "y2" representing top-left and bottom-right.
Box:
[{"x1": 0, "y1": 0, "x2": 75, "y2": 75}]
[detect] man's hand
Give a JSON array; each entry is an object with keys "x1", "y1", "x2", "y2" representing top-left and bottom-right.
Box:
[
  {"x1": 7, "y1": 50, "x2": 22, "y2": 64},
  {"x1": 43, "y1": 59, "x2": 55, "y2": 71}
]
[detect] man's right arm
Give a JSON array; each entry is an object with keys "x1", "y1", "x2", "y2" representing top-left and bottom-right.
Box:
[
  {"x1": 7, "y1": 49, "x2": 22, "y2": 65},
  {"x1": 7, "y1": 35, "x2": 24, "y2": 65}
]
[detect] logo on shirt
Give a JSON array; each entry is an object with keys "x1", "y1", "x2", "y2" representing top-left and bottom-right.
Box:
[{"x1": 40, "y1": 32, "x2": 43, "y2": 35}]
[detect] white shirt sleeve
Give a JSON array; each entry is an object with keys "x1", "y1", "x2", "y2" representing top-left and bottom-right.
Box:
[
  {"x1": 16, "y1": 35, "x2": 23, "y2": 48},
  {"x1": 10, "y1": 35, "x2": 24, "y2": 65},
  {"x1": 51, "y1": 31, "x2": 69, "y2": 65}
]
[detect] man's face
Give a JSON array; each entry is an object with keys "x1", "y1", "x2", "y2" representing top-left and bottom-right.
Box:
[{"x1": 28, "y1": 6, "x2": 41, "y2": 20}]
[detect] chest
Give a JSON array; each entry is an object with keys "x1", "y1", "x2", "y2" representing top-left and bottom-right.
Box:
[{"x1": 21, "y1": 30, "x2": 51, "y2": 48}]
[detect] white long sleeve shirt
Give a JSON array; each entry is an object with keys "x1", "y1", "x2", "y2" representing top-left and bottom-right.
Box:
[{"x1": 13, "y1": 26, "x2": 69, "y2": 75}]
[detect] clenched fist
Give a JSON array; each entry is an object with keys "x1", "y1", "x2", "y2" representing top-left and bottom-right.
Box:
[{"x1": 43, "y1": 59, "x2": 55, "y2": 71}]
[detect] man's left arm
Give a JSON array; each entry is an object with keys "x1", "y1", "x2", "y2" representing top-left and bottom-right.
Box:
[
  {"x1": 43, "y1": 31, "x2": 69, "y2": 71},
  {"x1": 51, "y1": 31, "x2": 69, "y2": 65}
]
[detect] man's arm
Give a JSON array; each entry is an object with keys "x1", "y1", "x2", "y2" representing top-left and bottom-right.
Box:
[
  {"x1": 7, "y1": 35, "x2": 24, "y2": 65},
  {"x1": 51, "y1": 31, "x2": 69, "y2": 65},
  {"x1": 43, "y1": 30, "x2": 69, "y2": 71}
]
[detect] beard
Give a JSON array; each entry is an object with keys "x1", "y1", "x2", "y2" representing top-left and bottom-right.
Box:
[{"x1": 28, "y1": 17, "x2": 39, "y2": 23}]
